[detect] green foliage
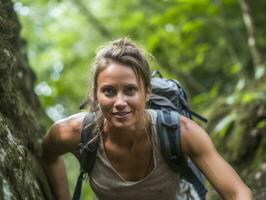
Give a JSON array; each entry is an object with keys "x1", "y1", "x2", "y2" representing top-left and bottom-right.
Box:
[
  {"x1": 214, "y1": 113, "x2": 236, "y2": 137},
  {"x1": 15, "y1": 0, "x2": 105, "y2": 120},
  {"x1": 64, "y1": 154, "x2": 94, "y2": 199},
  {"x1": 14, "y1": 0, "x2": 266, "y2": 198},
  {"x1": 207, "y1": 83, "x2": 266, "y2": 167},
  {"x1": 15, "y1": 0, "x2": 266, "y2": 118}
]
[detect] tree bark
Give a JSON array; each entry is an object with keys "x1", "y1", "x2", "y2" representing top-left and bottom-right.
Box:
[{"x1": 0, "y1": 0, "x2": 53, "y2": 199}]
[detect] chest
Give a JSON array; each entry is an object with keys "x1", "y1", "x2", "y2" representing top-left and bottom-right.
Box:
[
  {"x1": 103, "y1": 140, "x2": 153, "y2": 181},
  {"x1": 89, "y1": 134, "x2": 180, "y2": 200}
]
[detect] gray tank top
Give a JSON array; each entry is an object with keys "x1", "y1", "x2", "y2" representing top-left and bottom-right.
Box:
[{"x1": 89, "y1": 109, "x2": 180, "y2": 200}]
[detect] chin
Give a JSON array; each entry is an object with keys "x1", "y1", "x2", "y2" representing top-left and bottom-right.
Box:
[{"x1": 110, "y1": 118, "x2": 137, "y2": 130}]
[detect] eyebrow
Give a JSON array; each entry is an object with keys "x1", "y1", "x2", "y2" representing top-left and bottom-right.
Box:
[
  {"x1": 125, "y1": 83, "x2": 138, "y2": 87},
  {"x1": 100, "y1": 82, "x2": 138, "y2": 87}
]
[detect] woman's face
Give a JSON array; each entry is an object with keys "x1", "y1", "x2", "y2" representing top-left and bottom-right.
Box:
[{"x1": 96, "y1": 62, "x2": 150, "y2": 130}]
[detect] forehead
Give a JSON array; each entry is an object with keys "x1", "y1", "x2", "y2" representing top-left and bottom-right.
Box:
[{"x1": 97, "y1": 62, "x2": 142, "y2": 86}]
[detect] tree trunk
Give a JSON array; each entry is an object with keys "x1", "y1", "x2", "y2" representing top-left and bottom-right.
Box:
[{"x1": 0, "y1": 0, "x2": 53, "y2": 199}]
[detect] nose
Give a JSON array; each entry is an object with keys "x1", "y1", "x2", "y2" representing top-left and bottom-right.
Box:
[{"x1": 114, "y1": 93, "x2": 127, "y2": 111}]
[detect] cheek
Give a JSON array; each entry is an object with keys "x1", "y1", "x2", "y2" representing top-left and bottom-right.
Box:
[
  {"x1": 97, "y1": 93, "x2": 112, "y2": 112},
  {"x1": 129, "y1": 94, "x2": 146, "y2": 110}
]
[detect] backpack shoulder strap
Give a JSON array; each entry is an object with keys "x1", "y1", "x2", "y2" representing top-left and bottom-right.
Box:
[
  {"x1": 156, "y1": 110, "x2": 207, "y2": 200},
  {"x1": 72, "y1": 112, "x2": 99, "y2": 200},
  {"x1": 156, "y1": 110, "x2": 187, "y2": 170},
  {"x1": 79, "y1": 112, "x2": 99, "y2": 172}
]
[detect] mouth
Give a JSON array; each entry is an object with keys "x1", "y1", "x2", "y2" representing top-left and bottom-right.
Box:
[{"x1": 112, "y1": 111, "x2": 131, "y2": 118}]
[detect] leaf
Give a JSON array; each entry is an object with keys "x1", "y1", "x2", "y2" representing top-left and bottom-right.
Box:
[
  {"x1": 242, "y1": 92, "x2": 264, "y2": 104},
  {"x1": 256, "y1": 121, "x2": 266, "y2": 129},
  {"x1": 235, "y1": 79, "x2": 245, "y2": 91},
  {"x1": 255, "y1": 64, "x2": 265, "y2": 80},
  {"x1": 214, "y1": 113, "x2": 236, "y2": 137}
]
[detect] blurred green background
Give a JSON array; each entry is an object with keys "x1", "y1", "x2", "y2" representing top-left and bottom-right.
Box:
[{"x1": 14, "y1": 0, "x2": 266, "y2": 199}]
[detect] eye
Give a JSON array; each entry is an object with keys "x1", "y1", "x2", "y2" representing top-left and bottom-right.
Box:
[
  {"x1": 124, "y1": 86, "x2": 137, "y2": 96},
  {"x1": 102, "y1": 86, "x2": 115, "y2": 97}
]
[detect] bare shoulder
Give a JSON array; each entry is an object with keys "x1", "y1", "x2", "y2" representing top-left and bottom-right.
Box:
[
  {"x1": 43, "y1": 112, "x2": 88, "y2": 159},
  {"x1": 179, "y1": 115, "x2": 215, "y2": 157},
  {"x1": 51, "y1": 112, "x2": 87, "y2": 136}
]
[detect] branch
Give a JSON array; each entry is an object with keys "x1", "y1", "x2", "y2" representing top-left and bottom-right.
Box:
[
  {"x1": 227, "y1": 45, "x2": 250, "y2": 81},
  {"x1": 239, "y1": 0, "x2": 262, "y2": 70},
  {"x1": 71, "y1": 0, "x2": 112, "y2": 39},
  {"x1": 218, "y1": 1, "x2": 249, "y2": 81}
]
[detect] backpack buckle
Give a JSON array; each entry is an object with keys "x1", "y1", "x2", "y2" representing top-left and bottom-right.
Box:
[{"x1": 170, "y1": 155, "x2": 178, "y2": 162}]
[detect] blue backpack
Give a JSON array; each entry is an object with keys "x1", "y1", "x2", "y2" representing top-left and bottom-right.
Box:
[{"x1": 73, "y1": 71, "x2": 208, "y2": 200}]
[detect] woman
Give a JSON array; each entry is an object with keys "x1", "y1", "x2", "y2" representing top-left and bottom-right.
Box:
[{"x1": 42, "y1": 38, "x2": 253, "y2": 200}]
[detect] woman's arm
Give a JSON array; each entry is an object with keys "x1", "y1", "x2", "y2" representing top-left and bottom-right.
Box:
[
  {"x1": 42, "y1": 113, "x2": 86, "y2": 200},
  {"x1": 180, "y1": 116, "x2": 253, "y2": 200}
]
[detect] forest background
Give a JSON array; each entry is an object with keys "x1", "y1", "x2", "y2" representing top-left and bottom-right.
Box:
[{"x1": 1, "y1": 0, "x2": 265, "y2": 199}]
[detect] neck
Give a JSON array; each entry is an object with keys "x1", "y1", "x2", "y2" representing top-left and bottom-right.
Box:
[{"x1": 103, "y1": 114, "x2": 151, "y2": 149}]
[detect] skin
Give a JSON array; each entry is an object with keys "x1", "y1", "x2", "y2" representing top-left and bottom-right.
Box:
[
  {"x1": 96, "y1": 62, "x2": 153, "y2": 181},
  {"x1": 180, "y1": 117, "x2": 253, "y2": 199},
  {"x1": 42, "y1": 113, "x2": 85, "y2": 200},
  {"x1": 42, "y1": 61, "x2": 253, "y2": 200}
]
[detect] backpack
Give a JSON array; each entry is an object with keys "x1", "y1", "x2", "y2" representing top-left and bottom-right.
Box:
[{"x1": 73, "y1": 70, "x2": 208, "y2": 200}]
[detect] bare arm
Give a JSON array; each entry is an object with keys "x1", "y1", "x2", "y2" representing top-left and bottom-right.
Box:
[
  {"x1": 180, "y1": 116, "x2": 253, "y2": 200},
  {"x1": 42, "y1": 112, "x2": 86, "y2": 200}
]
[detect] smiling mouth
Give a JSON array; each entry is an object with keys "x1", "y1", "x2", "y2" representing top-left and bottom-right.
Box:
[{"x1": 112, "y1": 111, "x2": 131, "y2": 118}]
